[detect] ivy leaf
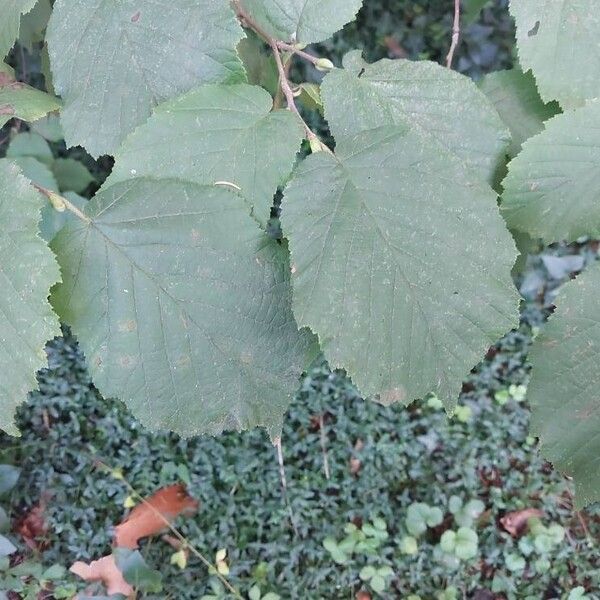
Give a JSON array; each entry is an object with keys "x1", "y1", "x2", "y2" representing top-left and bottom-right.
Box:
[
  {"x1": 46, "y1": 0, "x2": 245, "y2": 157},
  {"x1": 479, "y1": 68, "x2": 560, "y2": 158},
  {"x1": 0, "y1": 0, "x2": 37, "y2": 58},
  {"x1": 281, "y1": 68, "x2": 519, "y2": 411},
  {"x1": 107, "y1": 84, "x2": 303, "y2": 227},
  {"x1": 239, "y1": 0, "x2": 363, "y2": 45},
  {"x1": 328, "y1": 52, "x2": 509, "y2": 183},
  {"x1": 510, "y1": 0, "x2": 600, "y2": 108},
  {"x1": 501, "y1": 101, "x2": 600, "y2": 243},
  {"x1": 0, "y1": 64, "x2": 61, "y2": 129},
  {"x1": 527, "y1": 262, "x2": 600, "y2": 507},
  {"x1": 51, "y1": 178, "x2": 313, "y2": 437},
  {"x1": 0, "y1": 159, "x2": 61, "y2": 434}
]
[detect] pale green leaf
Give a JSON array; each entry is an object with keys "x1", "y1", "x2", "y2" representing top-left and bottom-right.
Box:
[
  {"x1": 509, "y1": 0, "x2": 600, "y2": 108},
  {"x1": 237, "y1": 33, "x2": 278, "y2": 97},
  {"x1": 6, "y1": 131, "x2": 53, "y2": 165},
  {"x1": 40, "y1": 191, "x2": 86, "y2": 242},
  {"x1": 0, "y1": 0, "x2": 38, "y2": 59},
  {"x1": 30, "y1": 114, "x2": 63, "y2": 142},
  {"x1": 46, "y1": 0, "x2": 245, "y2": 157},
  {"x1": 106, "y1": 84, "x2": 302, "y2": 227},
  {"x1": 51, "y1": 178, "x2": 313, "y2": 436},
  {"x1": 327, "y1": 52, "x2": 509, "y2": 183},
  {"x1": 19, "y1": 0, "x2": 52, "y2": 51},
  {"x1": 281, "y1": 68, "x2": 519, "y2": 411},
  {"x1": 0, "y1": 67, "x2": 61, "y2": 129},
  {"x1": 527, "y1": 262, "x2": 600, "y2": 507},
  {"x1": 479, "y1": 68, "x2": 560, "y2": 157},
  {"x1": 51, "y1": 158, "x2": 94, "y2": 193},
  {"x1": 0, "y1": 159, "x2": 61, "y2": 434},
  {"x1": 501, "y1": 101, "x2": 600, "y2": 243},
  {"x1": 239, "y1": 0, "x2": 363, "y2": 45},
  {"x1": 12, "y1": 156, "x2": 58, "y2": 192}
]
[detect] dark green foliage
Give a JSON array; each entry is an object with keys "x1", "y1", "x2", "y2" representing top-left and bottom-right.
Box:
[{"x1": 1, "y1": 243, "x2": 598, "y2": 599}]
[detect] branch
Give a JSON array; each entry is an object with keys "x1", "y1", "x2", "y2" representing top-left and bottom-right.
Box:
[
  {"x1": 446, "y1": 0, "x2": 461, "y2": 68},
  {"x1": 233, "y1": 1, "x2": 333, "y2": 154}
]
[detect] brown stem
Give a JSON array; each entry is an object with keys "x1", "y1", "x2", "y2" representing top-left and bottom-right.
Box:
[
  {"x1": 33, "y1": 184, "x2": 91, "y2": 223},
  {"x1": 233, "y1": 1, "x2": 333, "y2": 153},
  {"x1": 446, "y1": 0, "x2": 461, "y2": 68},
  {"x1": 275, "y1": 41, "x2": 321, "y2": 66}
]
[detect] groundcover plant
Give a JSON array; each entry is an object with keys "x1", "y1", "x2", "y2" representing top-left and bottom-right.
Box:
[{"x1": 0, "y1": 0, "x2": 599, "y2": 510}]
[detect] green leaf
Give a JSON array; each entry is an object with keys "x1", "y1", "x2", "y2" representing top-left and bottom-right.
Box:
[
  {"x1": 239, "y1": 0, "x2": 363, "y2": 45},
  {"x1": 282, "y1": 65, "x2": 518, "y2": 411},
  {"x1": 106, "y1": 84, "x2": 302, "y2": 227},
  {"x1": 0, "y1": 507, "x2": 8, "y2": 533},
  {"x1": 12, "y1": 156, "x2": 58, "y2": 192},
  {"x1": 0, "y1": 67, "x2": 61, "y2": 129},
  {"x1": 0, "y1": 534, "x2": 16, "y2": 558},
  {"x1": 39, "y1": 191, "x2": 86, "y2": 242},
  {"x1": 370, "y1": 574, "x2": 386, "y2": 593},
  {"x1": 51, "y1": 158, "x2": 95, "y2": 194},
  {"x1": 19, "y1": 0, "x2": 53, "y2": 51},
  {"x1": 0, "y1": 464, "x2": 20, "y2": 495},
  {"x1": 6, "y1": 132, "x2": 53, "y2": 165},
  {"x1": 51, "y1": 178, "x2": 313, "y2": 437},
  {"x1": 113, "y1": 548, "x2": 162, "y2": 593},
  {"x1": 501, "y1": 101, "x2": 600, "y2": 243},
  {"x1": 527, "y1": 262, "x2": 600, "y2": 507},
  {"x1": 30, "y1": 115, "x2": 63, "y2": 142},
  {"x1": 509, "y1": 0, "x2": 600, "y2": 108},
  {"x1": 46, "y1": 0, "x2": 245, "y2": 157},
  {"x1": 323, "y1": 52, "x2": 510, "y2": 183},
  {"x1": 0, "y1": 0, "x2": 37, "y2": 59},
  {"x1": 479, "y1": 68, "x2": 560, "y2": 157},
  {"x1": 463, "y1": 0, "x2": 490, "y2": 24},
  {"x1": 0, "y1": 160, "x2": 61, "y2": 434},
  {"x1": 237, "y1": 33, "x2": 279, "y2": 97}
]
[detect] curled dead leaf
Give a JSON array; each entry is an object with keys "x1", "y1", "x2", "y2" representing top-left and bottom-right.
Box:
[
  {"x1": 114, "y1": 483, "x2": 199, "y2": 549},
  {"x1": 71, "y1": 554, "x2": 134, "y2": 598},
  {"x1": 500, "y1": 508, "x2": 544, "y2": 537}
]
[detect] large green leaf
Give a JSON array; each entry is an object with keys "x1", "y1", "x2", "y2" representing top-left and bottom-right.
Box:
[
  {"x1": 281, "y1": 69, "x2": 519, "y2": 410},
  {"x1": 239, "y1": 0, "x2": 363, "y2": 44},
  {"x1": 0, "y1": 159, "x2": 61, "y2": 434},
  {"x1": 510, "y1": 0, "x2": 600, "y2": 108},
  {"x1": 501, "y1": 101, "x2": 600, "y2": 243},
  {"x1": 51, "y1": 178, "x2": 313, "y2": 436},
  {"x1": 528, "y1": 262, "x2": 600, "y2": 507},
  {"x1": 326, "y1": 52, "x2": 509, "y2": 183},
  {"x1": 46, "y1": 0, "x2": 245, "y2": 157},
  {"x1": 479, "y1": 68, "x2": 560, "y2": 158},
  {"x1": 0, "y1": 0, "x2": 37, "y2": 59},
  {"x1": 107, "y1": 84, "x2": 302, "y2": 227},
  {"x1": 0, "y1": 65, "x2": 61, "y2": 129}
]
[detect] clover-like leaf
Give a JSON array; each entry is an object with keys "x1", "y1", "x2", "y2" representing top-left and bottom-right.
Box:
[
  {"x1": 0, "y1": 159, "x2": 61, "y2": 434},
  {"x1": 46, "y1": 0, "x2": 245, "y2": 157},
  {"x1": 51, "y1": 178, "x2": 313, "y2": 437},
  {"x1": 527, "y1": 262, "x2": 600, "y2": 507},
  {"x1": 282, "y1": 63, "x2": 519, "y2": 411},
  {"x1": 510, "y1": 0, "x2": 600, "y2": 108}
]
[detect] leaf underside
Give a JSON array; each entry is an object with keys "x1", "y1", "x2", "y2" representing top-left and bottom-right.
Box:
[
  {"x1": 51, "y1": 178, "x2": 314, "y2": 437},
  {"x1": 501, "y1": 101, "x2": 600, "y2": 243},
  {"x1": 46, "y1": 0, "x2": 246, "y2": 157},
  {"x1": 527, "y1": 262, "x2": 600, "y2": 507},
  {"x1": 282, "y1": 59, "x2": 519, "y2": 411},
  {"x1": 0, "y1": 159, "x2": 61, "y2": 435}
]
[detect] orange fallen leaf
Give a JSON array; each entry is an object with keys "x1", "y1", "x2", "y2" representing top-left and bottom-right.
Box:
[
  {"x1": 15, "y1": 494, "x2": 50, "y2": 551},
  {"x1": 71, "y1": 554, "x2": 134, "y2": 598},
  {"x1": 114, "y1": 483, "x2": 199, "y2": 549},
  {"x1": 500, "y1": 508, "x2": 544, "y2": 537}
]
